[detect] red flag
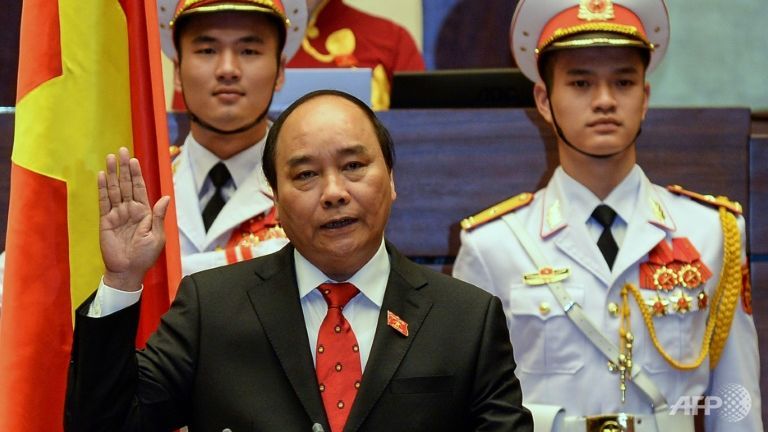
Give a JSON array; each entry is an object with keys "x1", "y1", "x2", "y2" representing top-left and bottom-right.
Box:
[{"x1": 0, "y1": 0, "x2": 181, "y2": 429}]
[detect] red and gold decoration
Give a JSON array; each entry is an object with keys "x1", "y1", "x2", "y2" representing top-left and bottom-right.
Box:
[
  {"x1": 637, "y1": 238, "x2": 712, "y2": 317},
  {"x1": 223, "y1": 207, "x2": 287, "y2": 264},
  {"x1": 623, "y1": 204, "x2": 743, "y2": 371},
  {"x1": 387, "y1": 311, "x2": 409, "y2": 337},
  {"x1": 171, "y1": 0, "x2": 290, "y2": 29},
  {"x1": 509, "y1": 0, "x2": 670, "y2": 82},
  {"x1": 639, "y1": 238, "x2": 712, "y2": 292}
]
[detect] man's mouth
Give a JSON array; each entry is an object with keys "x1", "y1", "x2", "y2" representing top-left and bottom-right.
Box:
[
  {"x1": 321, "y1": 217, "x2": 357, "y2": 229},
  {"x1": 587, "y1": 118, "x2": 621, "y2": 127}
]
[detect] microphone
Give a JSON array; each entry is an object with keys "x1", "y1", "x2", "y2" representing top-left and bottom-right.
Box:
[{"x1": 311, "y1": 423, "x2": 325, "y2": 432}]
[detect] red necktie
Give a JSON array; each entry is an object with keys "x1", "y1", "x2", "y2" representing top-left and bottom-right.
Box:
[{"x1": 316, "y1": 283, "x2": 362, "y2": 432}]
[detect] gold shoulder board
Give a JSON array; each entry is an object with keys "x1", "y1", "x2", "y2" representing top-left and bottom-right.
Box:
[
  {"x1": 461, "y1": 192, "x2": 534, "y2": 231},
  {"x1": 667, "y1": 184, "x2": 742, "y2": 215}
]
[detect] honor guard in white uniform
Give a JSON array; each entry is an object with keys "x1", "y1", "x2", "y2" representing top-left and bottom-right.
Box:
[
  {"x1": 161, "y1": 0, "x2": 307, "y2": 275},
  {"x1": 453, "y1": 1, "x2": 762, "y2": 431}
]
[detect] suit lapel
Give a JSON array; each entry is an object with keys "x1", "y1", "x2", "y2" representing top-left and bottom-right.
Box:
[
  {"x1": 345, "y1": 244, "x2": 433, "y2": 431},
  {"x1": 246, "y1": 247, "x2": 328, "y2": 426}
]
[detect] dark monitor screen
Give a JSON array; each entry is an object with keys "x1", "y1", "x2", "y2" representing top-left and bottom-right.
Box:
[{"x1": 390, "y1": 68, "x2": 535, "y2": 109}]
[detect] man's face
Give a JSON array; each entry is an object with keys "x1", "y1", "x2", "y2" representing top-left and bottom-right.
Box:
[
  {"x1": 175, "y1": 12, "x2": 285, "y2": 133},
  {"x1": 273, "y1": 96, "x2": 396, "y2": 281},
  {"x1": 534, "y1": 47, "x2": 650, "y2": 160}
]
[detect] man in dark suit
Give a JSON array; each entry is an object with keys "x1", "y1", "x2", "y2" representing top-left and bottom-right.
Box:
[{"x1": 65, "y1": 90, "x2": 532, "y2": 431}]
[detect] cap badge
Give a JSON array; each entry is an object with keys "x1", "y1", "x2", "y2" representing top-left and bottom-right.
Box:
[
  {"x1": 578, "y1": 0, "x2": 615, "y2": 21},
  {"x1": 387, "y1": 311, "x2": 409, "y2": 337}
]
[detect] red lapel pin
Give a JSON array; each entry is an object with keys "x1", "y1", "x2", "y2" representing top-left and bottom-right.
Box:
[{"x1": 387, "y1": 310, "x2": 408, "y2": 337}]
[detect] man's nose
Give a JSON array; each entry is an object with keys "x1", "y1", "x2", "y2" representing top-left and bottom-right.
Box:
[
  {"x1": 321, "y1": 174, "x2": 351, "y2": 208},
  {"x1": 592, "y1": 82, "x2": 617, "y2": 112},
  {"x1": 216, "y1": 50, "x2": 241, "y2": 81}
]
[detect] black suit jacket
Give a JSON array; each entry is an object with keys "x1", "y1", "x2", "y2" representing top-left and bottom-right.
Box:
[{"x1": 66, "y1": 243, "x2": 532, "y2": 431}]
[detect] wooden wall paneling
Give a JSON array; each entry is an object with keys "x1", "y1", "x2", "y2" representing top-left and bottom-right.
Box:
[
  {"x1": 0, "y1": 108, "x2": 752, "y2": 260},
  {"x1": 750, "y1": 133, "x2": 768, "y2": 426},
  {"x1": 0, "y1": 113, "x2": 13, "y2": 247},
  {"x1": 377, "y1": 108, "x2": 752, "y2": 259},
  {"x1": 750, "y1": 134, "x2": 768, "y2": 255},
  {"x1": 0, "y1": 2, "x2": 22, "y2": 106},
  {"x1": 380, "y1": 108, "x2": 557, "y2": 258},
  {"x1": 750, "y1": 261, "x2": 768, "y2": 426}
]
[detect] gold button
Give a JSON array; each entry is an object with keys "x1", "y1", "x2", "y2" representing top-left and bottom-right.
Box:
[
  {"x1": 607, "y1": 302, "x2": 619, "y2": 317},
  {"x1": 319, "y1": 384, "x2": 325, "y2": 392},
  {"x1": 334, "y1": 325, "x2": 342, "y2": 333},
  {"x1": 318, "y1": 345, "x2": 324, "y2": 354},
  {"x1": 539, "y1": 302, "x2": 551, "y2": 315},
  {"x1": 352, "y1": 344, "x2": 359, "y2": 352},
  {"x1": 337, "y1": 401, "x2": 345, "y2": 409},
  {"x1": 354, "y1": 381, "x2": 361, "y2": 389},
  {"x1": 335, "y1": 363, "x2": 342, "y2": 372},
  {"x1": 324, "y1": 289, "x2": 331, "y2": 295}
]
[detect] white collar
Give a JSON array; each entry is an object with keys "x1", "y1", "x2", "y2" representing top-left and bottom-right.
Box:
[
  {"x1": 186, "y1": 128, "x2": 269, "y2": 196},
  {"x1": 553, "y1": 165, "x2": 642, "y2": 226},
  {"x1": 294, "y1": 239, "x2": 389, "y2": 308}
]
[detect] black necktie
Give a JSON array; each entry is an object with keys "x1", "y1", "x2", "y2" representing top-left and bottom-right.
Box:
[
  {"x1": 202, "y1": 162, "x2": 231, "y2": 232},
  {"x1": 592, "y1": 204, "x2": 619, "y2": 269}
]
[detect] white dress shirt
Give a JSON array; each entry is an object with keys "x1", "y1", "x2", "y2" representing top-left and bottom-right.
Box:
[
  {"x1": 89, "y1": 239, "x2": 389, "y2": 372},
  {"x1": 186, "y1": 134, "x2": 265, "y2": 210},
  {"x1": 557, "y1": 165, "x2": 644, "y2": 249},
  {"x1": 294, "y1": 239, "x2": 388, "y2": 370}
]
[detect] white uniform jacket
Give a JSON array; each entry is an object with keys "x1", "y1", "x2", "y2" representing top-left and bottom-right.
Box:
[
  {"x1": 173, "y1": 133, "x2": 288, "y2": 276},
  {"x1": 454, "y1": 166, "x2": 761, "y2": 431}
]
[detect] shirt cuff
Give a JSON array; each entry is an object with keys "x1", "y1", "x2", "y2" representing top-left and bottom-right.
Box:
[{"x1": 87, "y1": 277, "x2": 143, "y2": 318}]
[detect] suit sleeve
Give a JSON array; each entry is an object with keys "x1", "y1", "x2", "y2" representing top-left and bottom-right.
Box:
[
  {"x1": 65, "y1": 276, "x2": 202, "y2": 432},
  {"x1": 705, "y1": 216, "x2": 763, "y2": 431},
  {"x1": 470, "y1": 295, "x2": 533, "y2": 431}
]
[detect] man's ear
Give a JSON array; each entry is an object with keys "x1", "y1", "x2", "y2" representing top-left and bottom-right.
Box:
[
  {"x1": 641, "y1": 81, "x2": 651, "y2": 121},
  {"x1": 389, "y1": 172, "x2": 397, "y2": 201},
  {"x1": 533, "y1": 82, "x2": 553, "y2": 124},
  {"x1": 274, "y1": 56, "x2": 286, "y2": 92},
  {"x1": 173, "y1": 58, "x2": 182, "y2": 93}
]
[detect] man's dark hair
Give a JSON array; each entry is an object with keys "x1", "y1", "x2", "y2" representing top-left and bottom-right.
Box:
[
  {"x1": 263, "y1": 90, "x2": 396, "y2": 191},
  {"x1": 172, "y1": 11, "x2": 286, "y2": 64}
]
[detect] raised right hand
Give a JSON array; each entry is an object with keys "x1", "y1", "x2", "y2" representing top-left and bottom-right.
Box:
[{"x1": 99, "y1": 147, "x2": 170, "y2": 291}]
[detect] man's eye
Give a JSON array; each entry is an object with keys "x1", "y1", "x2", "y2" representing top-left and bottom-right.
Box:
[
  {"x1": 570, "y1": 80, "x2": 590, "y2": 88},
  {"x1": 242, "y1": 48, "x2": 260, "y2": 56},
  {"x1": 344, "y1": 162, "x2": 363, "y2": 171},
  {"x1": 195, "y1": 48, "x2": 216, "y2": 55},
  {"x1": 295, "y1": 171, "x2": 316, "y2": 181},
  {"x1": 617, "y1": 79, "x2": 635, "y2": 87}
]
